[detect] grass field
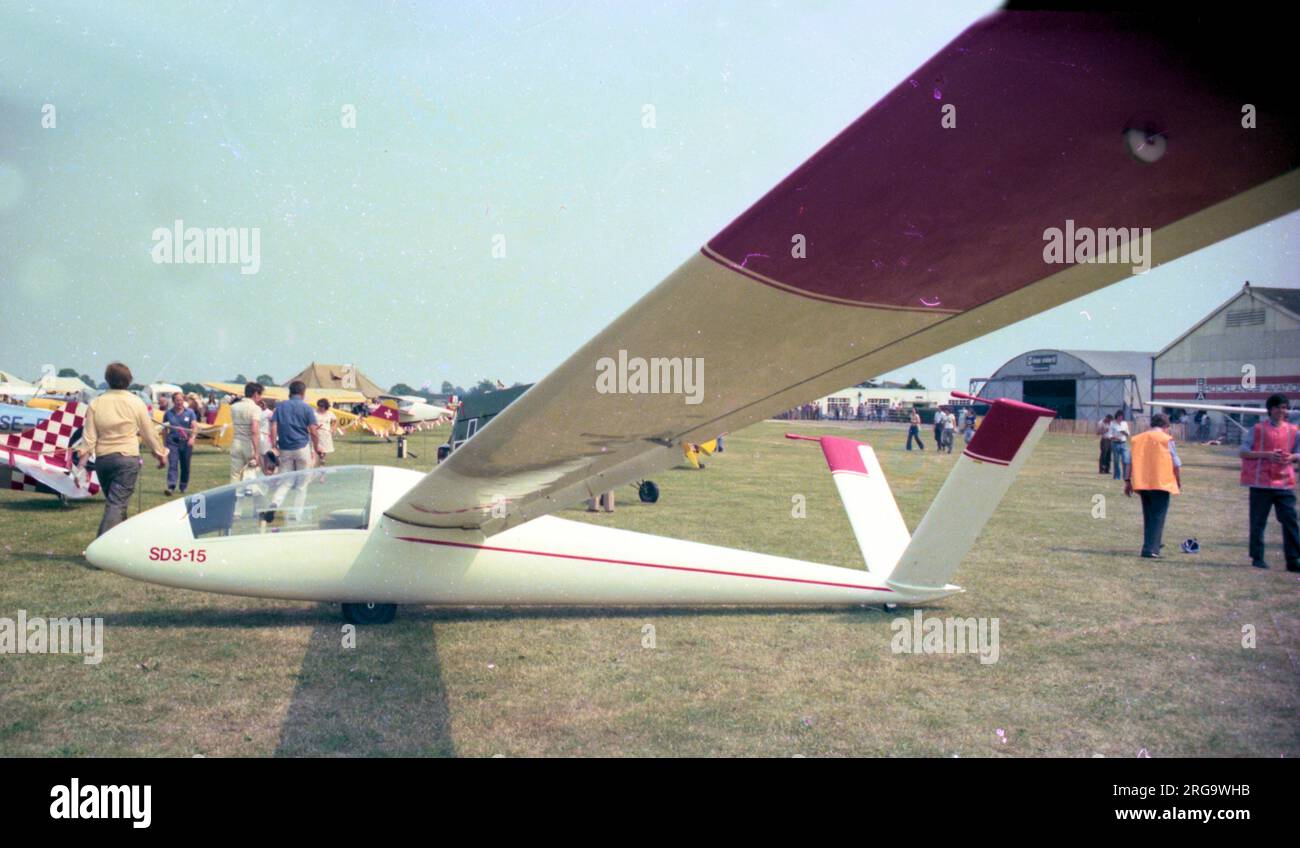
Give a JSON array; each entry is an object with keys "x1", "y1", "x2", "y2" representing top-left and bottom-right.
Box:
[{"x1": 1, "y1": 420, "x2": 1297, "y2": 757}]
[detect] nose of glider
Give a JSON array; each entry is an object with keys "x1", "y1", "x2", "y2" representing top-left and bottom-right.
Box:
[{"x1": 85, "y1": 496, "x2": 192, "y2": 577}]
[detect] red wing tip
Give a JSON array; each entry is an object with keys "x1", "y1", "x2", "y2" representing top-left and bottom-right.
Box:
[{"x1": 785, "y1": 433, "x2": 822, "y2": 442}]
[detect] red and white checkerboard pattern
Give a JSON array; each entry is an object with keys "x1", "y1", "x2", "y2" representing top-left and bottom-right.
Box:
[
  {"x1": 0, "y1": 401, "x2": 100, "y2": 497},
  {"x1": 1, "y1": 400, "x2": 86, "y2": 455}
]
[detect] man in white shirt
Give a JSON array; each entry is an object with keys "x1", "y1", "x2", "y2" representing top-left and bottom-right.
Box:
[
  {"x1": 1107, "y1": 410, "x2": 1131, "y2": 481},
  {"x1": 229, "y1": 382, "x2": 265, "y2": 483}
]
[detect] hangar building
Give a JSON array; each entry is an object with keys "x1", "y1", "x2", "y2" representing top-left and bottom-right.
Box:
[
  {"x1": 1152, "y1": 283, "x2": 1300, "y2": 412},
  {"x1": 971, "y1": 349, "x2": 1153, "y2": 422}
]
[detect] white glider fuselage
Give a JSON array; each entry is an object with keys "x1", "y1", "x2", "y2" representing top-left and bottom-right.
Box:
[
  {"x1": 84, "y1": 398, "x2": 1057, "y2": 610},
  {"x1": 83, "y1": 465, "x2": 916, "y2": 607}
]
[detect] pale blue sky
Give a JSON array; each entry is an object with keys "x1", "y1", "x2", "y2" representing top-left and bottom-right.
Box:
[{"x1": 1, "y1": 1, "x2": 1296, "y2": 392}]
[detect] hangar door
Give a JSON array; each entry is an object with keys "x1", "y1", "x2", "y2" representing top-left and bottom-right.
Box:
[{"x1": 1023, "y1": 379, "x2": 1076, "y2": 419}]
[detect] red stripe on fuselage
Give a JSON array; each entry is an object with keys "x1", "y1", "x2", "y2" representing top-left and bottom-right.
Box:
[{"x1": 395, "y1": 536, "x2": 891, "y2": 593}]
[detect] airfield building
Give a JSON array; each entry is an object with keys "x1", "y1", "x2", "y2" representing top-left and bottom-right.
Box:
[
  {"x1": 971, "y1": 349, "x2": 1153, "y2": 422},
  {"x1": 1152, "y1": 283, "x2": 1300, "y2": 409}
]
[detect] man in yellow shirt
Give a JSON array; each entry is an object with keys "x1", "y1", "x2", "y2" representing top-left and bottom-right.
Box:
[
  {"x1": 76, "y1": 362, "x2": 168, "y2": 536},
  {"x1": 1124, "y1": 413, "x2": 1182, "y2": 559}
]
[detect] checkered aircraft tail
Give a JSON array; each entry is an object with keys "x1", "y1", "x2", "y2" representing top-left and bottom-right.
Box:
[{"x1": 0, "y1": 401, "x2": 101, "y2": 498}]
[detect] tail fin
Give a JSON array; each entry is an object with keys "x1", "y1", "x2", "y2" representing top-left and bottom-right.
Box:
[
  {"x1": 786, "y1": 433, "x2": 910, "y2": 575},
  {"x1": 788, "y1": 396, "x2": 1055, "y2": 598},
  {"x1": 0, "y1": 400, "x2": 100, "y2": 497},
  {"x1": 1, "y1": 400, "x2": 87, "y2": 456},
  {"x1": 885, "y1": 398, "x2": 1055, "y2": 596}
]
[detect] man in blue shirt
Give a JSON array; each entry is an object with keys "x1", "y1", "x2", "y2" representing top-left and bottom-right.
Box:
[
  {"x1": 163, "y1": 391, "x2": 197, "y2": 495},
  {"x1": 267, "y1": 381, "x2": 322, "y2": 520}
]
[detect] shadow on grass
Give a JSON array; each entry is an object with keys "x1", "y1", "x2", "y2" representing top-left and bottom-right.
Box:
[
  {"x1": 0, "y1": 498, "x2": 85, "y2": 512},
  {"x1": 275, "y1": 618, "x2": 455, "y2": 757},
  {"x1": 1049, "y1": 546, "x2": 1247, "y2": 568},
  {"x1": 3, "y1": 551, "x2": 98, "y2": 570},
  {"x1": 96, "y1": 602, "x2": 904, "y2": 629}
]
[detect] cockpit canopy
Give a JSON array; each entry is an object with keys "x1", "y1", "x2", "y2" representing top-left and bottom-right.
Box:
[{"x1": 184, "y1": 465, "x2": 374, "y2": 537}]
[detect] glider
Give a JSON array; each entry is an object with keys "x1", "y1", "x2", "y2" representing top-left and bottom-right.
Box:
[{"x1": 85, "y1": 9, "x2": 1300, "y2": 622}]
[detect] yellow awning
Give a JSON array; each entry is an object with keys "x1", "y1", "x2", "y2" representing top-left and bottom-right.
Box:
[{"x1": 202, "y1": 382, "x2": 368, "y2": 405}]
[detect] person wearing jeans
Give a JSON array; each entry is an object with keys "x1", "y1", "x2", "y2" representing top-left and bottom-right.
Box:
[
  {"x1": 1125, "y1": 413, "x2": 1181, "y2": 559},
  {"x1": 1108, "y1": 410, "x2": 1131, "y2": 481},
  {"x1": 267, "y1": 381, "x2": 323, "y2": 519},
  {"x1": 163, "y1": 391, "x2": 196, "y2": 495},
  {"x1": 906, "y1": 408, "x2": 924, "y2": 451}
]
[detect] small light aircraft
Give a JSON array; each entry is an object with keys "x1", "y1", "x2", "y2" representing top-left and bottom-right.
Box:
[
  {"x1": 377, "y1": 395, "x2": 454, "y2": 427},
  {"x1": 84, "y1": 10, "x2": 1300, "y2": 622}
]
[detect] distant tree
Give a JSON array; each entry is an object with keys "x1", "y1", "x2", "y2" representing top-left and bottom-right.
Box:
[
  {"x1": 232, "y1": 374, "x2": 248, "y2": 384},
  {"x1": 903, "y1": 378, "x2": 926, "y2": 389},
  {"x1": 390, "y1": 383, "x2": 417, "y2": 396},
  {"x1": 440, "y1": 381, "x2": 455, "y2": 395},
  {"x1": 472, "y1": 378, "x2": 496, "y2": 395},
  {"x1": 57, "y1": 367, "x2": 79, "y2": 377},
  {"x1": 80, "y1": 374, "x2": 95, "y2": 387},
  {"x1": 256, "y1": 374, "x2": 275, "y2": 386}
]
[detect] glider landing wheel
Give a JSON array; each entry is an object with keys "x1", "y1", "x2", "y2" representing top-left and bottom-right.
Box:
[
  {"x1": 342, "y1": 602, "x2": 397, "y2": 625},
  {"x1": 637, "y1": 480, "x2": 660, "y2": 504},
  {"x1": 882, "y1": 603, "x2": 899, "y2": 613}
]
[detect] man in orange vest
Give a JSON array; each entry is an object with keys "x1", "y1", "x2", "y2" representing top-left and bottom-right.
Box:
[
  {"x1": 1239, "y1": 394, "x2": 1300, "y2": 571},
  {"x1": 1124, "y1": 413, "x2": 1182, "y2": 559}
]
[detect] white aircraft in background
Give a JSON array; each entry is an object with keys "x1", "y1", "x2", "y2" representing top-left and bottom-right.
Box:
[
  {"x1": 1164, "y1": 400, "x2": 1300, "y2": 426},
  {"x1": 377, "y1": 395, "x2": 453, "y2": 426},
  {"x1": 85, "y1": 10, "x2": 1300, "y2": 623}
]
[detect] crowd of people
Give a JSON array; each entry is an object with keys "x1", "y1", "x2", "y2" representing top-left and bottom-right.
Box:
[
  {"x1": 44, "y1": 362, "x2": 1300, "y2": 574},
  {"x1": 70, "y1": 364, "x2": 352, "y2": 538},
  {"x1": 779, "y1": 401, "x2": 896, "y2": 422},
  {"x1": 1104, "y1": 397, "x2": 1299, "y2": 570}
]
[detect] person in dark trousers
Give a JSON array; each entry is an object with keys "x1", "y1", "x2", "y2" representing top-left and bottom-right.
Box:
[
  {"x1": 1125, "y1": 414, "x2": 1182, "y2": 559},
  {"x1": 906, "y1": 407, "x2": 924, "y2": 451},
  {"x1": 77, "y1": 362, "x2": 168, "y2": 537},
  {"x1": 163, "y1": 391, "x2": 196, "y2": 495},
  {"x1": 1098, "y1": 413, "x2": 1113, "y2": 474},
  {"x1": 1108, "y1": 410, "x2": 1131, "y2": 481},
  {"x1": 1239, "y1": 393, "x2": 1300, "y2": 571}
]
